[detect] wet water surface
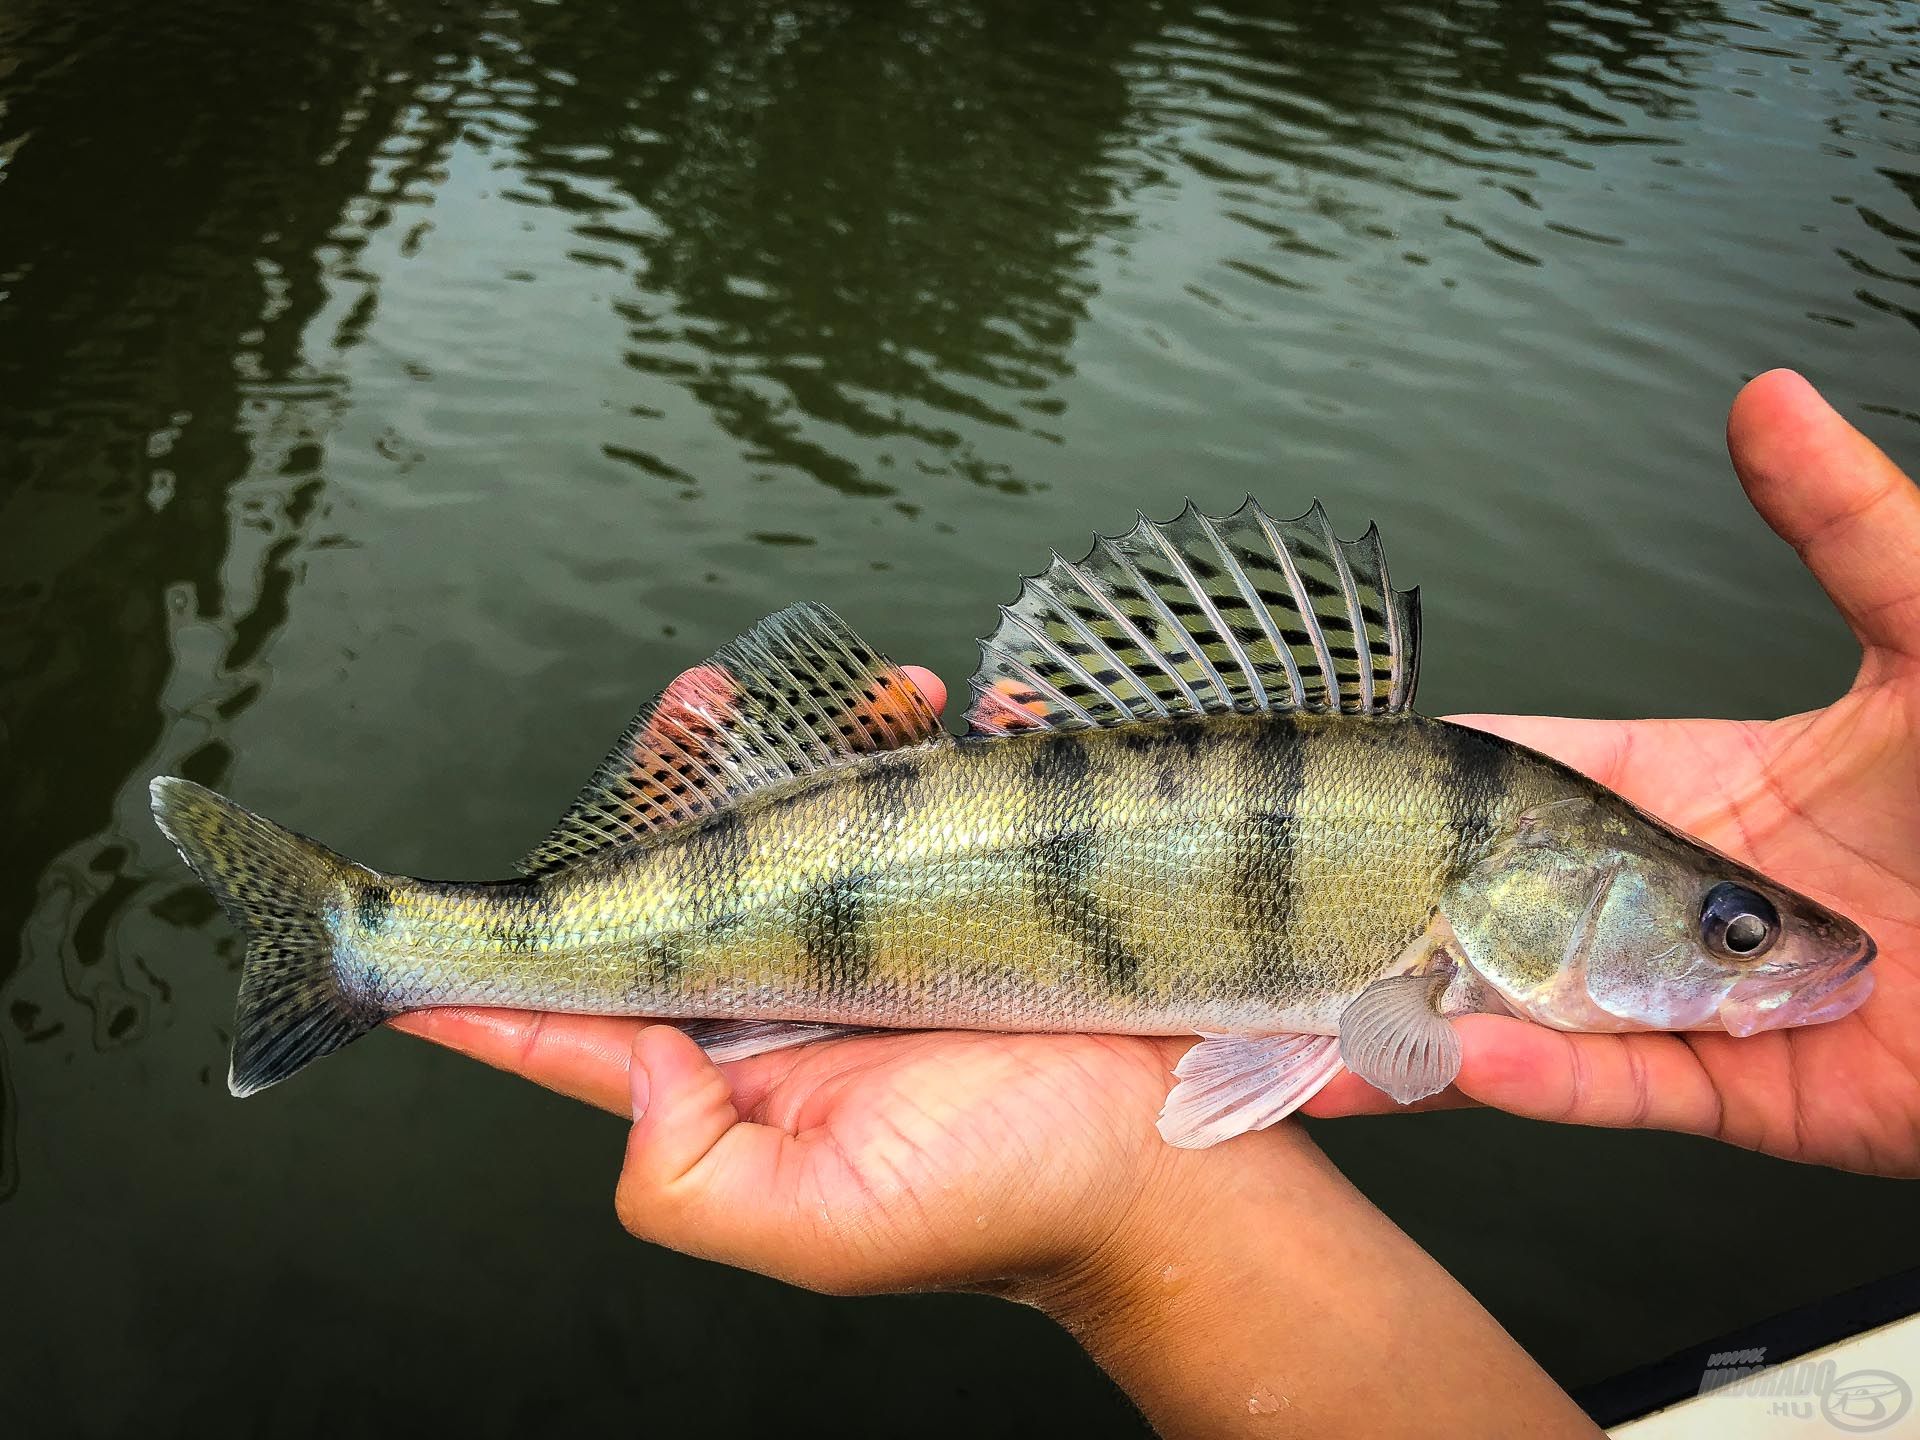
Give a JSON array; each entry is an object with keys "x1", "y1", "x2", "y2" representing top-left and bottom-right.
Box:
[{"x1": 4, "y1": 0, "x2": 1919, "y2": 1433}]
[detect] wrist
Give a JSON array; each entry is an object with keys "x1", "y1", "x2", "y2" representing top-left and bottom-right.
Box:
[
  {"x1": 1014, "y1": 1124, "x2": 1600, "y2": 1440},
  {"x1": 1018, "y1": 1124, "x2": 1320, "y2": 1363}
]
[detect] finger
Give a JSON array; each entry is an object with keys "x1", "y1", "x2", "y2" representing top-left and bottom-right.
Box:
[
  {"x1": 615, "y1": 1026, "x2": 837, "y2": 1277},
  {"x1": 389, "y1": 1008, "x2": 641, "y2": 1117},
  {"x1": 622, "y1": 1023, "x2": 757, "y2": 1186},
  {"x1": 1441, "y1": 713, "x2": 1764, "y2": 836},
  {"x1": 902, "y1": 664, "x2": 947, "y2": 713},
  {"x1": 1301, "y1": 1069, "x2": 1477, "y2": 1118},
  {"x1": 1728, "y1": 369, "x2": 1920, "y2": 665},
  {"x1": 1442, "y1": 713, "x2": 1632, "y2": 790},
  {"x1": 391, "y1": 1006, "x2": 854, "y2": 1129},
  {"x1": 1449, "y1": 1015, "x2": 1724, "y2": 1137}
]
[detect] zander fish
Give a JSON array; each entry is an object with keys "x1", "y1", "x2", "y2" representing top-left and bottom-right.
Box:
[{"x1": 151, "y1": 500, "x2": 1876, "y2": 1147}]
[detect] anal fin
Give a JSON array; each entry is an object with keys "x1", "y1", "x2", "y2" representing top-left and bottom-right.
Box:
[
  {"x1": 1156, "y1": 1032, "x2": 1344, "y2": 1148},
  {"x1": 679, "y1": 1018, "x2": 879, "y2": 1065}
]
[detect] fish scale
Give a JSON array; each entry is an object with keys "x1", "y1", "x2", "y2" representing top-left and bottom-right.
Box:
[
  {"x1": 149, "y1": 498, "x2": 1877, "y2": 1150},
  {"x1": 312, "y1": 716, "x2": 1540, "y2": 1031}
]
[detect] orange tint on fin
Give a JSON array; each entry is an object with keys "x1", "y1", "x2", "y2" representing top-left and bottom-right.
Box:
[
  {"x1": 614, "y1": 658, "x2": 934, "y2": 830},
  {"x1": 970, "y1": 678, "x2": 1052, "y2": 734},
  {"x1": 841, "y1": 668, "x2": 948, "y2": 749},
  {"x1": 609, "y1": 665, "x2": 750, "y2": 835},
  {"x1": 655, "y1": 664, "x2": 743, "y2": 728},
  {"x1": 520, "y1": 603, "x2": 945, "y2": 875}
]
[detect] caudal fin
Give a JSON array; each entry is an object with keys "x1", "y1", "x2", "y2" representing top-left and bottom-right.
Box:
[{"x1": 149, "y1": 777, "x2": 383, "y2": 1095}]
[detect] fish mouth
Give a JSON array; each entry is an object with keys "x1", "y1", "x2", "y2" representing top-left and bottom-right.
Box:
[{"x1": 1717, "y1": 936, "x2": 1878, "y2": 1037}]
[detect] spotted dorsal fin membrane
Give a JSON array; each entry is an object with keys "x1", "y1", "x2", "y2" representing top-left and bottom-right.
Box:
[
  {"x1": 520, "y1": 603, "x2": 942, "y2": 875},
  {"x1": 964, "y1": 498, "x2": 1420, "y2": 735}
]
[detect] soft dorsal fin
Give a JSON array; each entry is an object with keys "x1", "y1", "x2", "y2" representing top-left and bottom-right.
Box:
[
  {"x1": 520, "y1": 603, "x2": 942, "y2": 875},
  {"x1": 964, "y1": 498, "x2": 1419, "y2": 735}
]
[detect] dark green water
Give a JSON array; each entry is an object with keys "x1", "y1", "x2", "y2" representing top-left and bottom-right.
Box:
[{"x1": 3, "y1": 0, "x2": 1917, "y2": 1432}]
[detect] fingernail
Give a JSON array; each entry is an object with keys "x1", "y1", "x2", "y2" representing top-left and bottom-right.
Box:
[{"x1": 629, "y1": 1054, "x2": 651, "y2": 1121}]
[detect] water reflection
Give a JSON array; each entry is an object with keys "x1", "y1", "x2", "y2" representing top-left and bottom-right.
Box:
[
  {"x1": 443, "y1": 1, "x2": 1166, "y2": 498},
  {"x1": 0, "y1": 0, "x2": 489, "y2": 1197},
  {"x1": 0, "y1": 0, "x2": 1916, "y2": 1424}
]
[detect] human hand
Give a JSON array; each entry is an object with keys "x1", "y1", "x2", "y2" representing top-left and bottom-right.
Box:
[
  {"x1": 1306, "y1": 370, "x2": 1920, "y2": 1178},
  {"x1": 394, "y1": 997, "x2": 1597, "y2": 1437}
]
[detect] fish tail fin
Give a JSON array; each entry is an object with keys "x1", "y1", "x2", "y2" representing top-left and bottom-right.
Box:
[{"x1": 149, "y1": 776, "x2": 383, "y2": 1096}]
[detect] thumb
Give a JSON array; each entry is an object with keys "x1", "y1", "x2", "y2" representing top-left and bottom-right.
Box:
[
  {"x1": 1728, "y1": 369, "x2": 1920, "y2": 670},
  {"x1": 614, "y1": 1025, "x2": 817, "y2": 1275}
]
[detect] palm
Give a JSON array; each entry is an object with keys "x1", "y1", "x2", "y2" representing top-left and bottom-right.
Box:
[
  {"x1": 695, "y1": 1029, "x2": 1184, "y2": 1289},
  {"x1": 393, "y1": 1003, "x2": 1193, "y2": 1288}
]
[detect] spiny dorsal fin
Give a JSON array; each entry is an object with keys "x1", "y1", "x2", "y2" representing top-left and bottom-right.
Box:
[
  {"x1": 520, "y1": 603, "x2": 942, "y2": 875},
  {"x1": 964, "y1": 498, "x2": 1419, "y2": 735}
]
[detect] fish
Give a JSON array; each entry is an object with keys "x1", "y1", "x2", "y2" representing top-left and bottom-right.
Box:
[{"x1": 149, "y1": 498, "x2": 1877, "y2": 1148}]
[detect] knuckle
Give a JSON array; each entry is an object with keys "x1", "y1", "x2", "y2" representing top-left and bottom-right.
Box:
[
  {"x1": 613, "y1": 1166, "x2": 681, "y2": 1242},
  {"x1": 612, "y1": 1180, "x2": 649, "y2": 1239},
  {"x1": 1621, "y1": 1044, "x2": 1655, "y2": 1128},
  {"x1": 1556, "y1": 1032, "x2": 1590, "y2": 1121}
]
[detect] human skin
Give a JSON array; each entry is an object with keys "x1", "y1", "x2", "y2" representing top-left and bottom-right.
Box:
[
  {"x1": 1303, "y1": 370, "x2": 1920, "y2": 1178},
  {"x1": 392, "y1": 369, "x2": 1917, "y2": 1436}
]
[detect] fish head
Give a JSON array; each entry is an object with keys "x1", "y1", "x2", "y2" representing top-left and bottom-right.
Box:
[{"x1": 1440, "y1": 792, "x2": 1875, "y2": 1035}]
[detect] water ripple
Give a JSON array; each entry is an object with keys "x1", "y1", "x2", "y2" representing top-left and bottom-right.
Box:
[{"x1": 2, "y1": 0, "x2": 1917, "y2": 1423}]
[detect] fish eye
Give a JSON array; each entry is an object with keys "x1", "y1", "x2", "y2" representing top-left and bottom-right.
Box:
[{"x1": 1701, "y1": 882, "x2": 1780, "y2": 960}]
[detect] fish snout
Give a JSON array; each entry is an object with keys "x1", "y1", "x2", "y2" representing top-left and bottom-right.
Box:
[{"x1": 1716, "y1": 935, "x2": 1877, "y2": 1036}]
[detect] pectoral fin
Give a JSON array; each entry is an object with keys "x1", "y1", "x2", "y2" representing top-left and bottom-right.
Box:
[
  {"x1": 1337, "y1": 969, "x2": 1461, "y2": 1105},
  {"x1": 1156, "y1": 1032, "x2": 1345, "y2": 1148}
]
